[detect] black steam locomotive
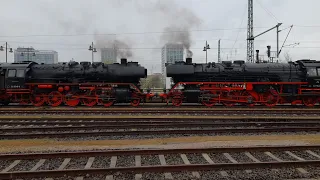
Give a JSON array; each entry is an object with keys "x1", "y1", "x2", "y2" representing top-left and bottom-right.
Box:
[
  {"x1": 165, "y1": 58, "x2": 320, "y2": 107},
  {"x1": 0, "y1": 58, "x2": 148, "y2": 107}
]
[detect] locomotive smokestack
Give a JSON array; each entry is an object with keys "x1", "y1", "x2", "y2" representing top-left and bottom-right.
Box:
[
  {"x1": 121, "y1": 58, "x2": 127, "y2": 65},
  {"x1": 256, "y1": 50, "x2": 260, "y2": 63},
  {"x1": 186, "y1": 58, "x2": 192, "y2": 64},
  {"x1": 267, "y1": 45, "x2": 271, "y2": 58}
]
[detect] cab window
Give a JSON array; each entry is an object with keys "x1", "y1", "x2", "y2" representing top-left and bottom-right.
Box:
[
  {"x1": 317, "y1": 68, "x2": 320, "y2": 76},
  {"x1": 16, "y1": 70, "x2": 25, "y2": 78},
  {"x1": 8, "y1": 70, "x2": 16, "y2": 77}
]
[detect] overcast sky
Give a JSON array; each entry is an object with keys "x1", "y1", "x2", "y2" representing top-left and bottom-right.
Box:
[{"x1": 0, "y1": 0, "x2": 319, "y2": 73}]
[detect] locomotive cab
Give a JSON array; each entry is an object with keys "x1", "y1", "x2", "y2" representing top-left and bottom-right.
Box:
[
  {"x1": 305, "y1": 67, "x2": 320, "y2": 87},
  {"x1": 1, "y1": 61, "x2": 36, "y2": 89},
  {"x1": 0, "y1": 68, "x2": 6, "y2": 90},
  {"x1": 6, "y1": 69, "x2": 26, "y2": 89},
  {"x1": 297, "y1": 60, "x2": 320, "y2": 87}
]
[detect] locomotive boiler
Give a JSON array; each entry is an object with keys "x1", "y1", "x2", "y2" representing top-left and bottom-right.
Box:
[
  {"x1": 165, "y1": 58, "x2": 320, "y2": 107},
  {"x1": 0, "y1": 58, "x2": 148, "y2": 107}
]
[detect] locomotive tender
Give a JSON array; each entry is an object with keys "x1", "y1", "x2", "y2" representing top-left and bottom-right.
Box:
[
  {"x1": 165, "y1": 58, "x2": 320, "y2": 107},
  {"x1": 0, "y1": 58, "x2": 148, "y2": 107}
]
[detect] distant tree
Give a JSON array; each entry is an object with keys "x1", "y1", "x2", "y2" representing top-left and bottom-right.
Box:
[
  {"x1": 284, "y1": 52, "x2": 292, "y2": 62},
  {"x1": 140, "y1": 74, "x2": 164, "y2": 89},
  {"x1": 102, "y1": 60, "x2": 115, "y2": 64}
]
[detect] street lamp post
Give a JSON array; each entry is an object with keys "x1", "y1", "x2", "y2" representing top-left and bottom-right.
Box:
[
  {"x1": 203, "y1": 41, "x2": 210, "y2": 64},
  {"x1": 0, "y1": 42, "x2": 13, "y2": 63},
  {"x1": 88, "y1": 42, "x2": 97, "y2": 63}
]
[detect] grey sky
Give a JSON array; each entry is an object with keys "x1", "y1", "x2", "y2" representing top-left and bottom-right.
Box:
[{"x1": 0, "y1": 0, "x2": 319, "y2": 73}]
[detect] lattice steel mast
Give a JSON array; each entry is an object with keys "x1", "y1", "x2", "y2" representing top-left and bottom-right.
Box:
[
  {"x1": 247, "y1": 0, "x2": 254, "y2": 63},
  {"x1": 218, "y1": 39, "x2": 221, "y2": 63}
]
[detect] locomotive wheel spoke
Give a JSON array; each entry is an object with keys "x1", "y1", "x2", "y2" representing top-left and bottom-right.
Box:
[
  {"x1": 98, "y1": 91, "x2": 114, "y2": 107},
  {"x1": 222, "y1": 91, "x2": 238, "y2": 107},
  {"x1": 201, "y1": 91, "x2": 216, "y2": 107},
  {"x1": 64, "y1": 93, "x2": 80, "y2": 107},
  {"x1": 81, "y1": 96, "x2": 98, "y2": 107},
  {"x1": 19, "y1": 95, "x2": 30, "y2": 105},
  {"x1": 131, "y1": 93, "x2": 141, "y2": 107},
  {"x1": 303, "y1": 96, "x2": 317, "y2": 107},
  {"x1": 241, "y1": 91, "x2": 257, "y2": 107},
  {"x1": 48, "y1": 91, "x2": 63, "y2": 107},
  {"x1": 263, "y1": 92, "x2": 279, "y2": 107},
  {"x1": 30, "y1": 94, "x2": 46, "y2": 107},
  {"x1": 202, "y1": 101, "x2": 215, "y2": 107},
  {"x1": 172, "y1": 96, "x2": 183, "y2": 107},
  {"x1": 99, "y1": 99, "x2": 114, "y2": 107},
  {"x1": 131, "y1": 98, "x2": 140, "y2": 107}
]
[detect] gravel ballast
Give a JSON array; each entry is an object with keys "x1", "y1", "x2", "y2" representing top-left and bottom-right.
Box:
[
  {"x1": 207, "y1": 153, "x2": 230, "y2": 163},
  {"x1": 164, "y1": 154, "x2": 184, "y2": 165},
  {"x1": 90, "y1": 156, "x2": 111, "y2": 168},
  {"x1": 141, "y1": 155, "x2": 161, "y2": 166},
  {"x1": 115, "y1": 155, "x2": 135, "y2": 167},
  {"x1": 0, "y1": 160, "x2": 13, "y2": 171},
  {"x1": 228, "y1": 152, "x2": 255, "y2": 163},
  {"x1": 186, "y1": 153, "x2": 208, "y2": 164},
  {"x1": 9, "y1": 159, "x2": 39, "y2": 172},
  {"x1": 37, "y1": 158, "x2": 65, "y2": 170},
  {"x1": 291, "y1": 150, "x2": 320, "y2": 160},
  {"x1": 64, "y1": 157, "x2": 88, "y2": 169}
]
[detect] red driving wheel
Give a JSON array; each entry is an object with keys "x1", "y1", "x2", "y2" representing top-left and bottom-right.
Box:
[
  {"x1": 30, "y1": 94, "x2": 47, "y2": 107},
  {"x1": 65, "y1": 93, "x2": 80, "y2": 107},
  {"x1": 48, "y1": 91, "x2": 63, "y2": 107}
]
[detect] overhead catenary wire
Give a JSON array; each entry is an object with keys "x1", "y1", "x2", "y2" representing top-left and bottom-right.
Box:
[
  {"x1": 3, "y1": 38, "x2": 320, "y2": 48},
  {"x1": 293, "y1": 25, "x2": 320, "y2": 28},
  {"x1": 231, "y1": 3, "x2": 247, "y2": 51},
  {"x1": 0, "y1": 25, "x2": 318, "y2": 38},
  {"x1": 20, "y1": 47, "x2": 320, "y2": 51},
  {"x1": 278, "y1": 25, "x2": 294, "y2": 55},
  {"x1": 1, "y1": 42, "x2": 318, "y2": 50},
  {"x1": 0, "y1": 27, "x2": 274, "y2": 38},
  {"x1": 255, "y1": 0, "x2": 280, "y2": 23}
]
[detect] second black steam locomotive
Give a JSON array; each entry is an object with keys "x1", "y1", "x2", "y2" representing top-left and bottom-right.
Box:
[{"x1": 165, "y1": 58, "x2": 320, "y2": 107}]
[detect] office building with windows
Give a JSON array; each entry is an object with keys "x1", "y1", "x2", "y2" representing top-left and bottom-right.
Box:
[
  {"x1": 101, "y1": 48, "x2": 117, "y2": 64},
  {"x1": 14, "y1": 47, "x2": 58, "y2": 64},
  {"x1": 161, "y1": 43, "x2": 184, "y2": 88}
]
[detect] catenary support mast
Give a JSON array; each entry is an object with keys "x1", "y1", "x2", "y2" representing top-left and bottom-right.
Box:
[{"x1": 247, "y1": 0, "x2": 254, "y2": 63}]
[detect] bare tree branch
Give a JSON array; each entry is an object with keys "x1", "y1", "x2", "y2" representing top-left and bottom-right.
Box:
[{"x1": 284, "y1": 51, "x2": 292, "y2": 62}]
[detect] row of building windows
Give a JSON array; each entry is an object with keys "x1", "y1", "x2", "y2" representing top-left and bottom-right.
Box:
[{"x1": 14, "y1": 49, "x2": 58, "y2": 64}]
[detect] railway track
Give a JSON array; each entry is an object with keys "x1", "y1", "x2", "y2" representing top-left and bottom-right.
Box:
[
  {"x1": 0, "y1": 145, "x2": 320, "y2": 179},
  {"x1": 1, "y1": 116, "x2": 320, "y2": 139},
  {"x1": 1, "y1": 107, "x2": 320, "y2": 115},
  {"x1": 2, "y1": 127, "x2": 320, "y2": 139}
]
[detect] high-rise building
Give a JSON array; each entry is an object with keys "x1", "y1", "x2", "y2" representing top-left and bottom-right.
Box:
[
  {"x1": 14, "y1": 47, "x2": 58, "y2": 64},
  {"x1": 161, "y1": 43, "x2": 184, "y2": 88},
  {"x1": 101, "y1": 48, "x2": 117, "y2": 64}
]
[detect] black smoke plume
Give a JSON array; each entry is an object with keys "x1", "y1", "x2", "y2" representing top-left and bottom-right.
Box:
[
  {"x1": 95, "y1": 35, "x2": 133, "y2": 59},
  {"x1": 155, "y1": 0, "x2": 201, "y2": 58},
  {"x1": 161, "y1": 26, "x2": 193, "y2": 57}
]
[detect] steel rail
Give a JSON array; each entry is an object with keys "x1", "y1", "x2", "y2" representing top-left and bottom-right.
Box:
[
  {"x1": 1, "y1": 120, "x2": 320, "y2": 126},
  {"x1": 1, "y1": 145, "x2": 319, "y2": 160},
  {"x1": 1, "y1": 160, "x2": 320, "y2": 179},
  {"x1": 0, "y1": 108, "x2": 319, "y2": 113},
  {"x1": 0, "y1": 108, "x2": 319, "y2": 114},
  {"x1": 2, "y1": 127, "x2": 320, "y2": 139},
  {"x1": 0, "y1": 106, "x2": 319, "y2": 111},
  {"x1": 1, "y1": 122, "x2": 320, "y2": 133},
  {"x1": 0, "y1": 116, "x2": 319, "y2": 121},
  {"x1": 0, "y1": 145, "x2": 320, "y2": 178}
]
